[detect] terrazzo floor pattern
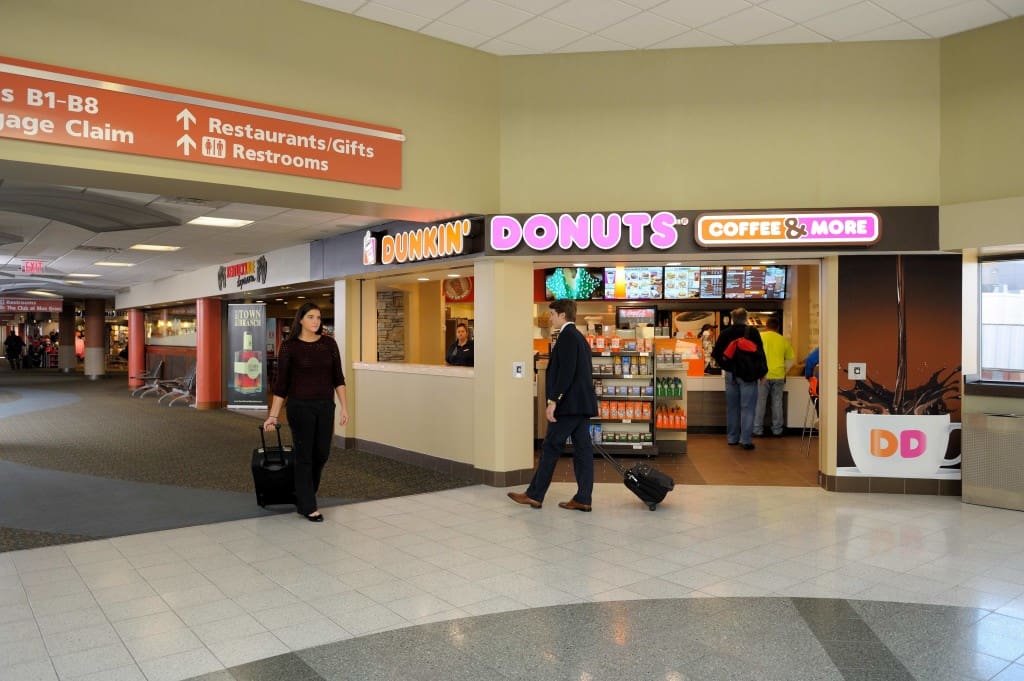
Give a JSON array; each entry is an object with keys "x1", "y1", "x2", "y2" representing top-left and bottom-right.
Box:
[{"x1": 3, "y1": 483, "x2": 1024, "y2": 681}]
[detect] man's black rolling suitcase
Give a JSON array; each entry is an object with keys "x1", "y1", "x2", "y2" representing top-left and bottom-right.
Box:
[
  {"x1": 596, "y1": 443, "x2": 675, "y2": 511},
  {"x1": 251, "y1": 425, "x2": 294, "y2": 507}
]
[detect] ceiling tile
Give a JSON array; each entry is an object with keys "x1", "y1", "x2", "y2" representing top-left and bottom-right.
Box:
[
  {"x1": 493, "y1": 0, "x2": 567, "y2": 12},
  {"x1": 439, "y1": 0, "x2": 534, "y2": 36},
  {"x1": 869, "y1": 0, "x2": 966, "y2": 19},
  {"x1": 598, "y1": 11, "x2": 690, "y2": 47},
  {"x1": 372, "y1": 0, "x2": 463, "y2": 18},
  {"x1": 499, "y1": 16, "x2": 588, "y2": 50},
  {"x1": 990, "y1": 0, "x2": 1024, "y2": 16},
  {"x1": 909, "y1": 0, "x2": 1008, "y2": 36},
  {"x1": 356, "y1": 3, "x2": 432, "y2": 30},
  {"x1": 650, "y1": 0, "x2": 754, "y2": 28},
  {"x1": 543, "y1": 0, "x2": 641, "y2": 33},
  {"x1": 847, "y1": 20, "x2": 930, "y2": 40},
  {"x1": 476, "y1": 37, "x2": 539, "y2": 54},
  {"x1": 701, "y1": 6, "x2": 794, "y2": 43},
  {"x1": 804, "y1": 2, "x2": 899, "y2": 39},
  {"x1": 650, "y1": 29, "x2": 731, "y2": 48},
  {"x1": 300, "y1": 0, "x2": 367, "y2": 12},
  {"x1": 554, "y1": 34, "x2": 636, "y2": 52},
  {"x1": 419, "y1": 20, "x2": 491, "y2": 47},
  {"x1": 747, "y1": 24, "x2": 830, "y2": 44},
  {"x1": 758, "y1": 0, "x2": 860, "y2": 23}
]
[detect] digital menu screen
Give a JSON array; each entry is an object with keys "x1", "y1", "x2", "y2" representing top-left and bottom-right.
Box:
[
  {"x1": 699, "y1": 267, "x2": 724, "y2": 298},
  {"x1": 604, "y1": 266, "x2": 663, "y2": 300},
  {"x1": 724, "y1": 265, "x2": 787, "y2": 299},
  {"x1": 544, "y1": 267, "x2": 605, "y2": 300},
  {"x1": 664, "y1": 266, "x2": 701, "y2": 299}
]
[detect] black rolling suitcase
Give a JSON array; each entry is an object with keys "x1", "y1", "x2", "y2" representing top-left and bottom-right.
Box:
[
  {"x1": 596, "y1": 443, "x2": 675, "y2": 511},
  {"x1": 251, "y1": 425, "x2": 295, "y2": 507}
]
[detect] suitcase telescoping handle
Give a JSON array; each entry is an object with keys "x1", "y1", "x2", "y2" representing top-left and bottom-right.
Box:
[
  {"x1": 257, "y1": 423, "x2": 285, "y2": 457},
  {"x1": 593, "y1": 441, "x2": 627, "y2": 476}
]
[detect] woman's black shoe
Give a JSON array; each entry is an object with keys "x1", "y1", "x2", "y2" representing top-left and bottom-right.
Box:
[{"x1": 300, "y1": 511, "x2": 324, "y2": 522}]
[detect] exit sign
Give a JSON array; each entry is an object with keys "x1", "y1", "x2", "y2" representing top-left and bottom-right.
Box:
[{"x1": 21, "y1": 260, "x2": 44, "y2": 273}]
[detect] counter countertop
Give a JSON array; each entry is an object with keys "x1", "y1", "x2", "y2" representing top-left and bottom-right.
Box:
[{"x1": 352, "y1": 362, "x2": 474, "y2": 377}]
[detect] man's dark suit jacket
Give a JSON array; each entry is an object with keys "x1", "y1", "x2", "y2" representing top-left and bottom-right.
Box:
[{"x1": 547, "y1": 323, "x2": 598, "y2": 418}]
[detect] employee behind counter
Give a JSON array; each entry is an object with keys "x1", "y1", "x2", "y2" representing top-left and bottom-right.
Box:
[{"x1": 446, "y1": 321, "x2": 474, "y2": 366}]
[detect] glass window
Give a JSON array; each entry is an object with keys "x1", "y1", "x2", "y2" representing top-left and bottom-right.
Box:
[
  {"x1": 144, "y1": 305, "x2": 197, "y2": 347},
  {"x1": 979, "y1": 258, "x2": 1024, "y2": 383}
]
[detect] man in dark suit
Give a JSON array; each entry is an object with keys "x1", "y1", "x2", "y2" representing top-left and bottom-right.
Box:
[{"x1": 509, "y1": 299, "x2": 599, "y2": 512}]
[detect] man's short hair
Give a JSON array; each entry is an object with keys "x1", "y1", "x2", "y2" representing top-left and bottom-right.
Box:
[
  {"x1": 731, "y1": 307, "x2": 748, "y2": 325},
  {"x1": 766, "y1": 317, "x2": 780, "y2": 331},
  {"x1": 549, "y1": 299, "x2": 577, "y2": 322}
]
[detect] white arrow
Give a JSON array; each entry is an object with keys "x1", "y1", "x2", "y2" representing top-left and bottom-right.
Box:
[
  {"x1": 176, "y1": 134, "x2": 196, "y2": 156},
  {"x1": 176, "y1": 108, "x2": 196, "y2": 130}
]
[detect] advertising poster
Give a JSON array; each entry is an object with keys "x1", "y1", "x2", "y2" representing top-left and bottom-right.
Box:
[
  {"x1": 226, "y1": 304, "x2": 267, "y2": 408},
  {"x1": 836, "y1": 255, "x2": 962, "y2": 479}
]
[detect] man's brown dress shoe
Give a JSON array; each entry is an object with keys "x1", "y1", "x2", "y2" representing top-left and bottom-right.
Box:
[
  {"x1": 507, "y1": 492, "x2": 542, "y2": 509},
  {"x1": 558, "y1": 500, "x2": 592, "y2": 512}
]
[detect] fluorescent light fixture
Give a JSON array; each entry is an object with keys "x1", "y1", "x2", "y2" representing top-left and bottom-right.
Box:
[
  {"x1": 297, "y1": 296, "x2": 306, "y2": 299},
  {"x1": 417, "y1": 277, "x2": 429, "y2": 281},
  {"x1": 446, "y1": 273, "x2": 460, "y2": 278},
  {"x1": 759, "y1": 260, "x2": 776, "y2": 265},
  {"x1": 665, "y1": 262, "x2": 682, "y2": 266},
  {"x1": 275, "y1": 298, "x2": 284, "y2": 301},
  {"x1": 26, "y1": 290, "x2": 59, "y2": 297},
  {"x1": 255, "y1": 300, "x2": 264, "y2": 303},
  {"x1": 64, "y1": 280, "x2": 84, "y2": 284},
  {"x1": 572, "y1": 263, "x2": 588, "y2": 267},
  {"x1": 130, "y1": 244, "x2": 181, "y2": 252},
  {"x1": 93, "y1": 261, "x2": 135, "y2": 267},
  {"x1": 67, "y1": 273, "x2": 101, "y2": 278},
  {"x1": 188, "y1": 216, "x2": 254, "y2": 228}
]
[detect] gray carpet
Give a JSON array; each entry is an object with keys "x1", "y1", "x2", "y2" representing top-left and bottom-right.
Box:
[{"x1": 0, "y1": 371, "x2": 474, "y2": 551}]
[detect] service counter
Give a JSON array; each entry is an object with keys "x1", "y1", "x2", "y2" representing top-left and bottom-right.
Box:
[
  {"x1": 686, "y1": 375, "x2": 814, "y2": 430},
  {"x1": 351, "y1": 362, "x2": 475, "y2": 466}
]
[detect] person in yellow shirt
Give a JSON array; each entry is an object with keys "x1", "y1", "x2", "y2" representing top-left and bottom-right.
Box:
[{"x1": 754, "y1": 317, "x2": 794, "y2": 437}]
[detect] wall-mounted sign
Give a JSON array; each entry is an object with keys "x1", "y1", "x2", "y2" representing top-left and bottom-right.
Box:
[
  {"x1": 21, "y1": 260, "x2": 44, "y2": 273},
  {"x1": 218, "y1": 256, "x2": 268, "y2": 291},
  {"x1": 0, "y1": 297, "x2": 62, "y2": 313},
  {"x1": 695, "y1": 212, "x2": 881, "y2": 247},
  {"x1": 490, "y1": 212, "x2": 680, "y2": 253},
  {"x1": 364, "y1": 218, "x2": 477, "y2": 266},
  {"x1": 444, "y1": 277, "x2": 474, "y2": 302},
  {"x1": 0, "y1": 56, "x2": 403, "y2": 189}
]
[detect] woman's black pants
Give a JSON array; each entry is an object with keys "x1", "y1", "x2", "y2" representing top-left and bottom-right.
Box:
[{"x1": 286, "y1": 398, "x2": 335, "y2": 515}]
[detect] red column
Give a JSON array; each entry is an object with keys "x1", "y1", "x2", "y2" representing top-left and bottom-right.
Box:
[
  {"x1": 128, "y1": 309, "x2": 144, "y2": 387},
  {"x1": 196, "y1": 298, "x2": 222, "y2": 409}
]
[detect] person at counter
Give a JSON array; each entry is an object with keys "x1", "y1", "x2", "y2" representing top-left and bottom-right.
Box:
[
  {"x1": 509, "y1": 299, "x2": 598, "y2": 512},
  {"x1": 753, "y1": 317, "x2": 794, "y2": 437},
  {"x1": 711, "y1": 308, "x2": 767, "y2": 451},
  {"x1": 445, "y1": 322, "x2": 474, "y2": 366},
  {"x1": 263, "y1": 302, "x2": 349, "y2": 523}
]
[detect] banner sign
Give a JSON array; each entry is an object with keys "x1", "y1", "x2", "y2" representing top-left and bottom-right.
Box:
[
  {"x1": 0, "y1": 297, "x2": 63, "y2": 313},
  {"x1": 226, "y1": 304, "x2": 267, "y2": 408},
  {"x1": 0, "y1": 56, "x2": 403, "y2": 189},
  {"x1": 695, "y1": 212, "x2": 881, "y2": 247}
]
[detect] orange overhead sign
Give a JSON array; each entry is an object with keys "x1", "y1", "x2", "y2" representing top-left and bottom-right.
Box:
[{"x1": 0, "y1": 56, "x2": 403, "y2": 189}]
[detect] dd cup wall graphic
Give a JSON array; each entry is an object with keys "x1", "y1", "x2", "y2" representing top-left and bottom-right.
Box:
[{"x1": 836, "y1": 254, "x2": 963, "y2": 479}]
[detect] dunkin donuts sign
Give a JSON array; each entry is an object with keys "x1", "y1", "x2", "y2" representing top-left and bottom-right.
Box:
[{"x1": 696, "y1": 212, "x2": 881, "y2": 247}]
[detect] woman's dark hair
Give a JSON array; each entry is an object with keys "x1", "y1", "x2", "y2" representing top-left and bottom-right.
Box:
[{"x1": 287, "y1": 302, "x2": 323, "y2": 340}]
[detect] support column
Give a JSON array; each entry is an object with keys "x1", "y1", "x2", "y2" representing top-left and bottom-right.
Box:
[
  {"x1": 196, "y1": 297, "x2": 223, "y2": 409},
  {"x1": 472, "y1": 259, "x2": 536, "y2": 484},
  {"x1": 83, "y1": 299, "x2": 105, "y2": 379},
  {"x1": 58, "y1": 301, "x2": 76, "y2": 373},
  {"x1": 128, "y1": 309, "x2": 144, "y2": 387}
]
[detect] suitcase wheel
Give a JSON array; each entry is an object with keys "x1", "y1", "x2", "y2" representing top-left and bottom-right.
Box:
[{"x1": 647, "y1": 503, "x2": 657, "y2": 511}]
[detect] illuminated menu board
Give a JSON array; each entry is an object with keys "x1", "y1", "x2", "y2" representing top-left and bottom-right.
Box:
[
  {"x1": 724, "y1": 266, "x2": 787, "y2": 299},
  {"x1": 699, "y1": 267, "x2": 724, "y2": 298},
  {"x1": 604, "y1": 266, "x2": 663, "y2": 300},
  {"x1": 664, "y1": 266, "x2": 701, "y2": 299}
]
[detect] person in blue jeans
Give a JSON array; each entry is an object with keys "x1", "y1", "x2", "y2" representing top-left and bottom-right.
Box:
[{"x1": 711, "y1": 308, "x2": 766, "y2": 451}]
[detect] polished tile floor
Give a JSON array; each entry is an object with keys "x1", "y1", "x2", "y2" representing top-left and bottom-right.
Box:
[{"x1": 3, "y1": 482, "x2": 1024, "y2": 680}]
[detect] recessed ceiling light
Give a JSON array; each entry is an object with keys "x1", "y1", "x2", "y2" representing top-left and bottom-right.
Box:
[
  {"x1": 572, "y1": 263, "x2": 588, "y2": 267},
  {"x1": 297, "y1": 295, "x2": 306, "y2": 299},
  {"x1": 93, "y1": 261, "x2": 135, "y2": 267},
  {"x1": 417, "y1": 277, "x2": 429, "y2": 281},
  {"x1": 67, "y1": 273, "x2": 101, "y2": 278},
  {"x1": 25, "y1": 290, "x2": 59, "y2": 297},
  {"x1": 275, "y1": 298, "x2": 284, "y2": 301},
  {"x1": 64, "y1": 280, "x2": 84, "y2": 284},
  {"x1": 130, "y1": 244, "x2": 181, "y2": 252},
  {"x1": 446, "y1": 273, "x2": 460, "y2": 278},
  {"x1": 665, "y1": 262, "x2": 682, "y2": 266},
  {"x1": 255, "y1": 300, "x2": 264, "y2": 303},
  {"x1": 759, "y1": 260, "x2": 776, "y2": 265},
  {"x1": 187, "y1": 217, "x2": 254, "y2": 228}
]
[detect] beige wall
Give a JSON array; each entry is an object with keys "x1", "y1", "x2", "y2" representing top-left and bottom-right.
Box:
[
  {"x1": 0, "y1": 0, "x2": 500, "y2": 216},
  {"x1": 498, "y1": 41, "x2": 940, "y2": 212}
]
